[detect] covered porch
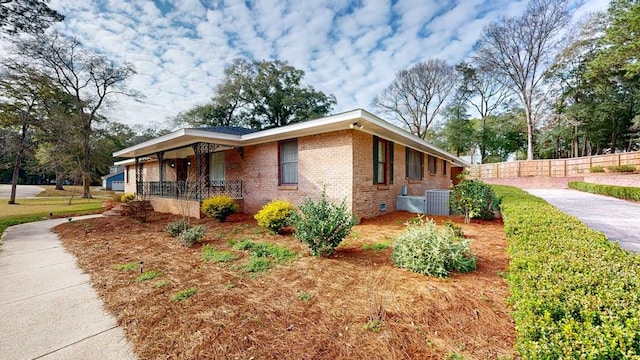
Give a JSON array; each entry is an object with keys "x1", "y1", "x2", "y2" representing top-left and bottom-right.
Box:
[{"x1": 124, "y1": 140, "x2": 246, "y2": 217}]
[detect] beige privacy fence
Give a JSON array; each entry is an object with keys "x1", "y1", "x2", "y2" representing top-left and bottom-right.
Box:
[{"x1": 470, "y1": 151, "x2": 640, "y2": 179}]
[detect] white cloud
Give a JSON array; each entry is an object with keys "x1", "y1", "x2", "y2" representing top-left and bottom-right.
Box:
[{"x1": 15, "y1": 0, "x2": 608, "y2": 128}]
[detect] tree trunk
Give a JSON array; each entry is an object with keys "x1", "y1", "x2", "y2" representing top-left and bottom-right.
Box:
[
  {"x1": 81, "y1": 120, "x2": 92, "y2": 199},
  {"x1": 8, "y1": 122, "x2": 29, "y2": 205},
  {"x1": 8, "y1": 151, "x2": 22, "y2": 205},
  {"x1": 523, "y1": 97, "x2": 534, "y2": 160},
  {"x1": 573, "y1": 124, "x2": 579, "y2": 158},
  {"x1": 55, "y1": 163, "x2": 64, "y2": 190}
]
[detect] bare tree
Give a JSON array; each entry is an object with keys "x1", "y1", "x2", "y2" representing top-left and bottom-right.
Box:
[
  {"x1": 473, "y1": 0, "x2": 576, "y2": 160},
  {"x1": 374, "y1": 59, "x2": 459, "y2": 139},
  {"x1": 457, "y1": 63, "x2": 512, "y2": 162},
  {"x1": 12, "y1": 32, "x2": 138, "y2": 198}
]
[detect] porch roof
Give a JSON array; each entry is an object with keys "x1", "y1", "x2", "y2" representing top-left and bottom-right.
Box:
[{"x1": 114, "y1": 109, "x2": 470, "y2": 168}]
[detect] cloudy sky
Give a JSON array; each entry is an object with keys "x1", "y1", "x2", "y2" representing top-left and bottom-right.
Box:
[{"x1": 45, "y1": 0, "x2": 609, "y2": 129}]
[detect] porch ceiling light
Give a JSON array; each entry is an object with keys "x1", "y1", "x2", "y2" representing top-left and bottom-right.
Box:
[
  {"x1": 186, "y1": 160, "x2": 192, "y2": 166},
  {"x1": 169, "y1": 161, "x2": 175, "y2": 168}
]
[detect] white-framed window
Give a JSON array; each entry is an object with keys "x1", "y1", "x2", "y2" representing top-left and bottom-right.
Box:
[{"x1": 279, "y1": 140, "x2": 298, "y2": 185}]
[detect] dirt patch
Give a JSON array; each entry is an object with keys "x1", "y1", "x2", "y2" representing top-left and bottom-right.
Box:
[{"x1": 55, "y1": 211, "x2": 514, "y2": 359}]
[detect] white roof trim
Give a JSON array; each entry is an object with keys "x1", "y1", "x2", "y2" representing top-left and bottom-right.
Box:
[{"x1": 113, "y1": 108, "x2": 470, "y2": 167}]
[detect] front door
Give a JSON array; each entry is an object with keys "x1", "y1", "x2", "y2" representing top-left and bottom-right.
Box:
[{"x1": 176, "y1": 159, "x2": 189, "y2": 182}]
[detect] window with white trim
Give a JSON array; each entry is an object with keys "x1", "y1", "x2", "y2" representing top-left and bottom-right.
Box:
[{"x1": 279, "y1": 140, "x2": 298, "y2": 185}]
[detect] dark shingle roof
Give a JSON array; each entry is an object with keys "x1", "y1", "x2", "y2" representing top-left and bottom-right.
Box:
[{"x1": 195, "y1": 126, "x2": 256, "y2": 135}]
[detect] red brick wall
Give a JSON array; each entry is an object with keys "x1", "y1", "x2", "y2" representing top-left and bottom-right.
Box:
[
  {"x1": 124, "y1": 130, "x2": 454, "y2": 220},
  {"x1": 351, "y1": 131, "x2": 450, "y2": 219},
  {"x1": 240, "y1": 130, "x2": 354, "y2": 214}
]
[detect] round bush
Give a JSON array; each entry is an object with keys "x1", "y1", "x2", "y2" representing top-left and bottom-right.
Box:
[
  {"x1": 450, "y1": 179, "x2": 499, "y2": 223},
  {"x1": 164, "y1": 219, "x2": 190, "y2": 237},
  {"x1": 201, "y1": 195, "x2": 238, "y2": 222},
  {"x1": 291, "y1": 190, "x2": 356, "y2": 257},
  {"x1": 254, "y1": 200, "x2": 296, "y2": 234},
  {"x1": 178, "y1": 224, "x2": 206, "y2": 247},
  {"x1": 392, "y1": 217, "x2": 476, "y2": 277}
]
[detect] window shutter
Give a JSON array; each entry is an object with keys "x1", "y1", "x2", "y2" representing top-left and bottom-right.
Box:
[
  {"x1": 372, "y1": 136, "x2": 379, "y2": 185},
  {"x1": 420, "y1": 153, "x2": 425, "y2": 180},
  {"x1": 389, "y1": 141, "x2": 394, "y2": 184},
  {"x1": 405, "y1": 148, "x2": 409, "y2": 178}
]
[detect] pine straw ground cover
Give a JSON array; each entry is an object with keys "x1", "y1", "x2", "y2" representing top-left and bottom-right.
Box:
[{"x1": 55, "y1": 211, "x2": 514, "y2": 359}]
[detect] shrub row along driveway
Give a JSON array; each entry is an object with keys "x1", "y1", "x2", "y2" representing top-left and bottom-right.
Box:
[{"x1": 526, "y1": 189, "x2": 640, "y2": 252}]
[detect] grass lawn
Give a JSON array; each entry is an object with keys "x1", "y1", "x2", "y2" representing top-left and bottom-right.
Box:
[
  {"x1": 56, "y1": 211, "x2": 515, "y2": 359},
  {"x1": 35, "y1": 185, "x2": 116, "y2": 199},
  {"x1": 0, "y1": 197, "x2": 104, "y2": 238}
]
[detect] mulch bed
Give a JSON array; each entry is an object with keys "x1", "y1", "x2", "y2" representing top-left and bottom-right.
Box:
[{"x1": 55, "y1": 211, "x2": 514, "y2": 359}]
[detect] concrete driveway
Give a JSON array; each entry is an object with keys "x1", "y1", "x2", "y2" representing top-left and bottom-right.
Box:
[
  {"x1": 526, "y1": 189, "x2": 640, "y2": 253},
  {"x1": 0, "y1": 216, "x2": 136, "y2": 360},
  {"x1": 0, "y1": 184, "x2": 46, "y2": 199}
]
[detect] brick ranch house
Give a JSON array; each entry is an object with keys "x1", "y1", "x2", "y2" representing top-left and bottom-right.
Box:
[{"x1": 113, "y1": 109, "x2": 469, "y2": 219}]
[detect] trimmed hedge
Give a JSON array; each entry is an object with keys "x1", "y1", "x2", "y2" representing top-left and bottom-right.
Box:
[
  {"x1": 493, "y1": 185, "x2": 640, "y2": 358},
  {"x1": 569, "y1": 181, "x2": 640, "y2": 202}
]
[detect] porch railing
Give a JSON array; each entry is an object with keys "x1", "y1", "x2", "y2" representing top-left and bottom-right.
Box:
[{"x1": 138, "y1": 180, "x2": 243, "y2": 200}]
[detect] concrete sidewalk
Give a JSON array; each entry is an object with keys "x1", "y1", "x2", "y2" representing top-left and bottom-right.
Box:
[
  {"x1": 0, "y1": 216, "x2": 136, "y2": 360},
  {"x1": 527, "y1": 189, "x2": 640, "y2": 253}
]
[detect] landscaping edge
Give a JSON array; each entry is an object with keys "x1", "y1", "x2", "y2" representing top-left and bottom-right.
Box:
[{"x1": 493, "y1": 185, "x2": 640, "y2": 358}]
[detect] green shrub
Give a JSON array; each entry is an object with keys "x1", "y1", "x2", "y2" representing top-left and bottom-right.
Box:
[
  {"x1": 202, "y1": 244, "x2": 239, "y2": 263},
  {"x1": 178, "y1": 224, "x2": 206, "y2": 247},
  {"x1": 569, "y1": 181, "x2": 640, "y2": 202},
  {"x1": 607, "y1": 164, "x2": 637, "y2": 172},
  {"x1": 116, "y1": 193, "x2": 135, "y2": 203},
  {"x1": 450, "y1": 179, "x2": 499, "y2": 223},
  {"x1": 392, "y1": 217, "x2": 476, "y2": 277},
  {"x1": 590, "y1": 165, "x2": 605, "y2": 173},
  {"x1": 164, "y1": 219, "x2": 190, "y2": 237},
  {"x1": 254, "y1": 199, "x2": 296, "y2": 234},
  {"x1": 201, "y1": 195, "x2": 238, "y2": 221},
  {"x1": 291, "y1": 189, "x2": 356, "y2": 257},
  {"x1": 493, "y1": 185, "x2": 640, "y2": 358},
  {"x1": 443, "y1": 220, "x2": 464, "y2": 237}
]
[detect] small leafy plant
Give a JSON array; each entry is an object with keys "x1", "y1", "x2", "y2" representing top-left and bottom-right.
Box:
[
  {"x1": 202, "y1": 244, "x2": 239, "y2": 263},
  {"x1": 170, "y1": 287, "x2": 198, "y2": 302},
  {"x1": 232, "y1": 240, "x2": 297, "y2": 263},
  {"x1": 201, "y1": 195, "x2": 238, "y2": 222},
  {"x1": 254, "y1": 199, "x2": 296, "y2": 234},
  {"x1": 590, "y1": 165, "x2": 605, "y2": 173},
  {"x1": 361, "y1": 242, "x2": 391, "y2": 251},
  {"x1": 135, "y1": 270, "x2": 163, "y2": 282},
  {"x1": 291, "y1": 189, "x2": 356, "y2": 257},
  {"x1": 178, "y1": 224, "x2": 206, "y2": 247},
  {"x1": 450, "y1": 179, "x2": 499, "y2": 223},
  {"x1": 114, "y1": 261, "x2": 139, "y2": 271},
  {"x1": 443, "y1": 220, "x2": 464, "y2": 237},
  {"x1": 297, "y1": 292, "x2": 313, "y2": 301},
  {"x1": 244, "y1": 257, "x2": 271, "y2": 273},
  {"x1": 392, "y1": 216, "x2": 476, "y2": 277},
  {"x1": 165, "y1": 219, "x2": 190, "y2": 237}
]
